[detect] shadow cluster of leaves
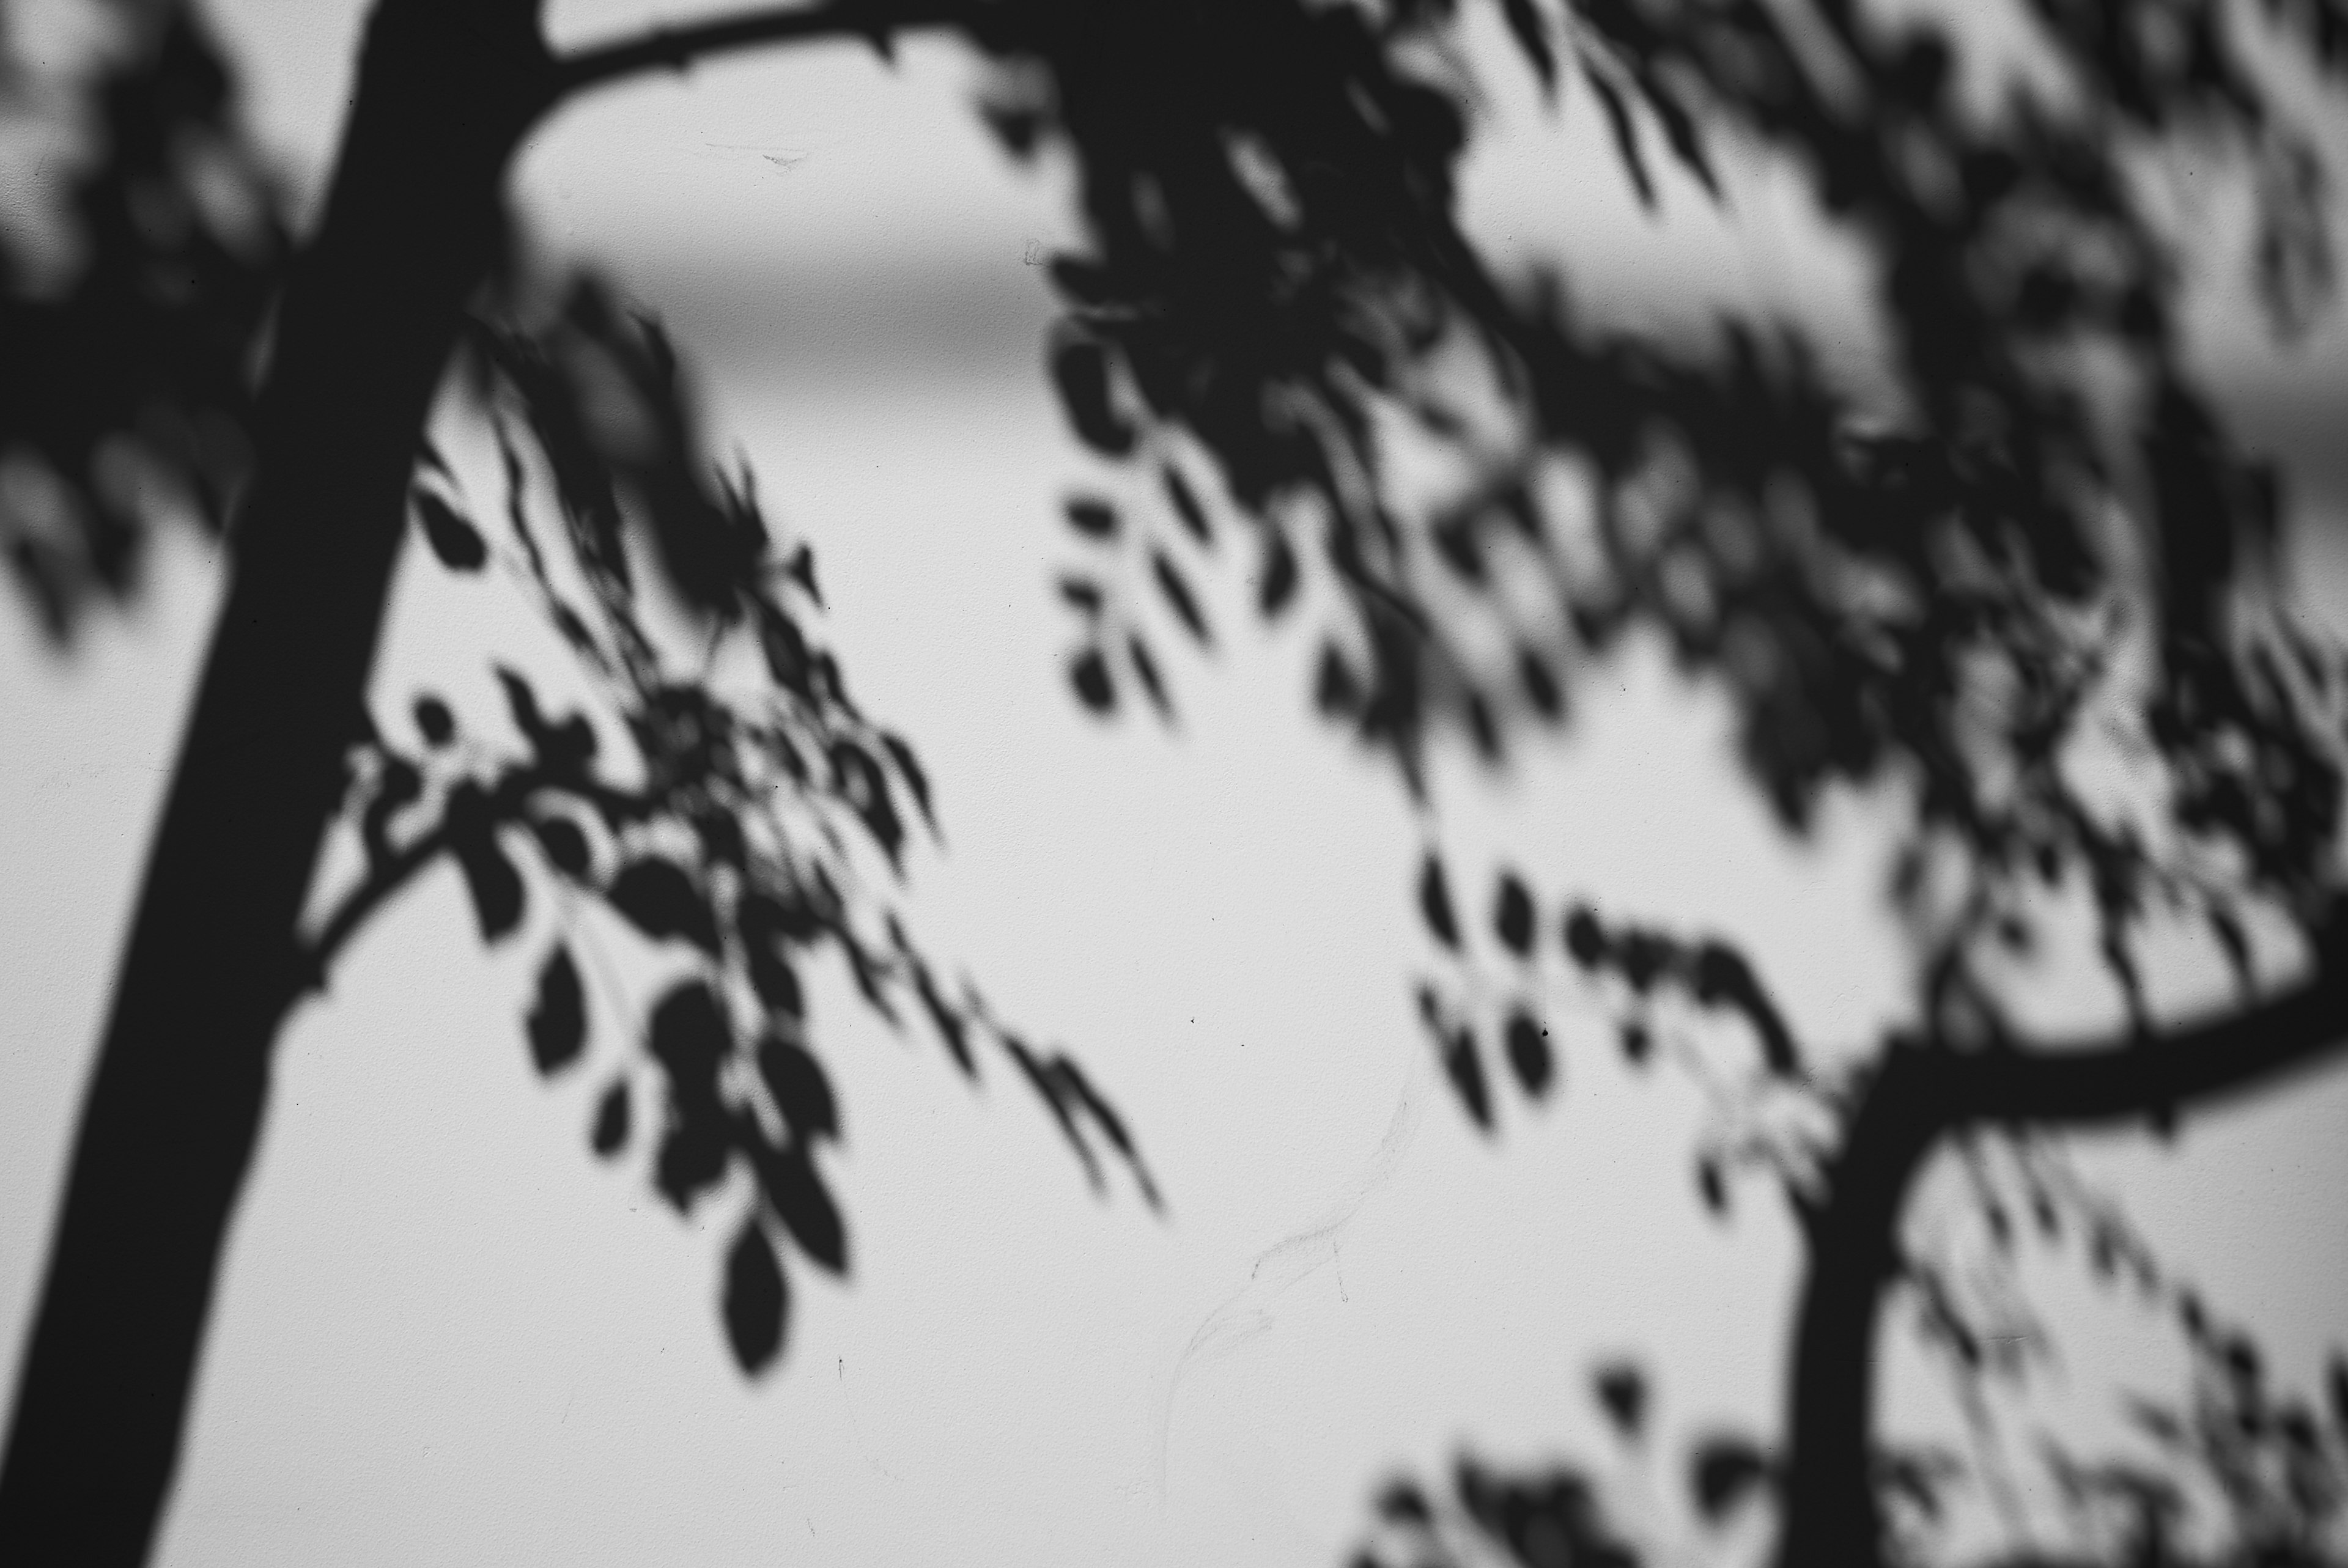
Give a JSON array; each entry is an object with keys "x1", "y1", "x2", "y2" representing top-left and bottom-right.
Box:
[
  {"x1": 1348, "y1": 1363, "x2": 1778, "y2": 1568},
  {"x1": 1508, "y1": 0, "x2": 2347, "y2": 1026},
  {"x1": 313, "y1": 274, "x2": 1154, "y2": 1373},
  {"x1": 1405, "y1": 850, "x2": 1832, "y2": 1226},
  {"x1": 0, "y1": 1, "x2": 286, "y2": 635},
  {"x1": 1348, "y1": 1343, "x2": 2348, "y2": 1568},
  {"x1": 1389, "y1": 790, "x2": 2348, "y2": 1568},
  {"x1": 984, "y1": 0, "x2": 2346, "y2": 1055},
  {"x1": 969, "y1": 0, "x2": 1518, "y2": 740},
  {"x1": 1898, "y1": 1133, "x2": 2348, "y2": 1568},
  {"x1": 981, "y1": 10, "x2": 2348, "y2": 1548},
  {"x1": 2066, "y1": 1327, "x2": 2348, "y2": 1568}
]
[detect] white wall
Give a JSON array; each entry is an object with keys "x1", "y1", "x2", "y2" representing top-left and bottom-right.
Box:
[{"x1": 4, "y1": 4, "x2": 2345, "y2": 1564}]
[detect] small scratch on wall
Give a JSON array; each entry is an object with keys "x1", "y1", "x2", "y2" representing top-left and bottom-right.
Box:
[
  {"x1": 1149, "y1": 1059, "x2": 1424, "y2": 1495},
  {"x1": 699, "y1": 141, "x2": 818, "y2": 175},
  {"x1": 834, "y1": 1354, "x2": 901, "y2": 1483}
]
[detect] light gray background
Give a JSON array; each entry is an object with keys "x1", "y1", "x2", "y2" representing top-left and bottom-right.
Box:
[{"x1": 3, "y1": 4, "x2": 2345, "y2": 1563}]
